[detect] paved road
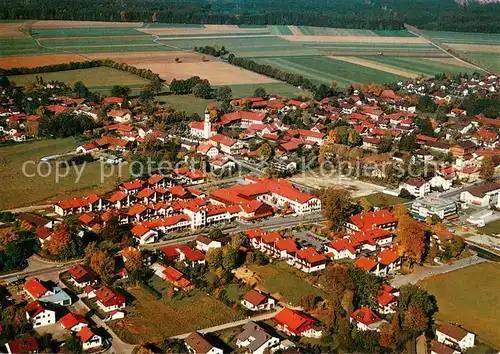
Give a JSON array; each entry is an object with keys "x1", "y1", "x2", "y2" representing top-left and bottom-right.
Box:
[
  {"x1": 391, "y1": 255, "x2": 486, "y2": 288},
  {"x1": 0, "y1": 256, "x2": 81, "y2": 281},
  {"x1": 170, "y1": 305, "x2": 302, "y2": 340}
]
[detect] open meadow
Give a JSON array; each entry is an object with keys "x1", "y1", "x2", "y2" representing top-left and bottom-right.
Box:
[
  {"x1": 108, "y1": 281, "x2": 243, "y2": 343},
  {"x1": 418, "y1": 262, "x2": 500, "y2": 349},
  {"x1": 0, "y1": 138, "x2": 128, "y2": 210}
]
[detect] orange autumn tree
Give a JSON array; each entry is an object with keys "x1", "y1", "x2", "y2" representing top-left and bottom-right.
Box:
[
  {"x1": 0, "y1": 227, "x2": 18, "y2": 250},
  {"x1": 403, "y1": 306, "x2": 429, "y2": 332},
  {"x1": 395, "y1": 207, "x2": 426, "y2": 264},
  {"x1": 123, "y1": 247, "x2": 142, "y2": 273},
  {"x1": 45, "y1": 224, "x2": 71, "y2": 256}
]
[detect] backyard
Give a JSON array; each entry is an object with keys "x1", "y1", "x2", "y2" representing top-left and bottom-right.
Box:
[{"x1": 418, "y1": 262, "x2": 500, "y2": 349}]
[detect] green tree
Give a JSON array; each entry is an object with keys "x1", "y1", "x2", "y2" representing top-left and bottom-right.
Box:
[
  {"x1": 64, "y1": 335, "x2": 83, "y2": 354},
  {"x1": 318, "y1": 187, "x2": 359, "y2": 231},
  {"x1": 111, "y1": 85, "x2": 131, "y2": 98},
  {"x1": 72, "y1": 81, "x2": 89, "y2": 98},
  {"x1": 378, "y1": 133, "x2": 393, "y2": 153},
  {"x1": 253, "y1": 87, "x2": 267, "y2": 98},
  {"x1": 193, "y1": 82, "x2": 213, "y2": 99},
  {"x1": 206, "y1": 248, "x2": 223, "y2": 271},
  {"x1": 222, "y1": 246, "x2": 239, "y2": 271},
  {"x1": 217, "y1": 86, "x2": 232, "y2": 103}
]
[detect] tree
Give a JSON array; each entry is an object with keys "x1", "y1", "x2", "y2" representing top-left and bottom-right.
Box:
[
  {"x1": 64, "y1": 336, "x2": 83, "y2": 354},
  {"x1": 397, "y1": 284, "x2": 437, "y2": 317},
  {"x1": 73, "y1": 81, "x2": 89, "y2": 98},
  {"x1": 111, "y1": 85, "x2": 131, "y2": 98},
  {"x1": 222, "y1": 246, "x2": 239, "y2": 271},
  {"x1": 379, "y1": 323, "x2": 396, "y2": 348},
  {"x1": 318, "y1": 187, "x2": 358, "y2": 231},
  {"x1": 217, "y1": 86, "x2": 232, "y2": 103},
  {"x1": 90, "y1": 248, "x2": 116, "y2": 280},
  {"x1": 359, "y1": 197, "x2": 371, "y2": 213},
  {"x1": 0, "y1": 75, "x2": 10, "y2": 88},
  {"x1": 253, "y1": 87, "x2": 267, "y2": 98},
  {"x1": 45, "y1": 224, "x2": 71, "y2": 257},
  {"x1": 403, "y1": 306, "x2": 429, "y2": 332},
  {"x1": 396, "y1": 213, "x2": 426, "y2": 264},
  {"x1": 480, "y1": 155, "x2": 495, "y2": 182},
  {"x1": 206, "y1": 248, "x2": 223, "y2": 271},
  {"x1": 193, "y1": 82, "x2": 212, "y2": 99},
  {"x1": 231, "y1": 233, "x2": 245, "y2": 249},
  {"x1": 124, "y1": 248, "x2": 142, "y2": 272},
  {"x1": 378, "y1": 133, "x2": 393, "y2": 153}
]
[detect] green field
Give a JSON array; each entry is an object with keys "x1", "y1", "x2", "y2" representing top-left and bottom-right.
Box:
[
  {"x1": 478, "y1": 219, "x2": 500, "y2": 236},
  {"x1": 0, "y1": 38, "x2": 53, "y2": 57},
  {"x1": 253, "y1": 55, "x2": 405, "y2": 87},
  {"x1": 422, "y1": 30, "x2": 500, "y2": 45},
  {"x1": 302, "y1": 42, "x2": 442, "y2": 55},
  {"x1": 361, "y1": 192, "x2": 408, "y2": 207},
  {"x1": 32, "y1": 27, "x2": 144, "y2": 38},
  {"x1": 419, "y1": 263, "x2": 500, "y2": 349},
  {"x1": 142, "y1": 23, "x2": 206, "y2": 28},
  {"x1": 157, "y1": 32, "x2": 271, "y2": 39},
  {"x1": 365, "y1": 56, "x2": 481, "y2": 76},
  {"x1": 155, "y1": 93, "x2": 216, "y2": 116},
  {"x1": 248, "y1": 261, "x2": 324, "y2": 305},
  {"x1": 0, "y1": 138, "x2": 128, "y2": 210},
  {"x1": 297, "y1": 26, "x2": 376, "y2": 36},
  {"x1": 268, "y1": 25, "x2": 293, "y2": 35},
  {"x1": 8, "y1": 66, "x2": 150, "y2": 89}
]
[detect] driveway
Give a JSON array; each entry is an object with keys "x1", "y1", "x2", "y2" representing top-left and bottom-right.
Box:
[{"x1": 391, "y1": 255, "x2": 486, "y2": 288}]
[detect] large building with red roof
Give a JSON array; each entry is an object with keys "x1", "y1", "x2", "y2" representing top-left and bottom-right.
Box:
[
  {"x1": 93, "y1": 285, "x2": 126, "y2": 313},
  {"x1": 274, "y1": 308, "x2": 322, "y2": 338}
]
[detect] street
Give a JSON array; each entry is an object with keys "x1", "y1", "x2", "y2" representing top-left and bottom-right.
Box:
[{"x1": 391, "y1": 254, "x2": 486, "y2": 288}]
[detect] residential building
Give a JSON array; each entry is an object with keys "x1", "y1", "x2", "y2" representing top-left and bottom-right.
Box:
[
  {"x1": 67, "y1": 264, "x2": 99, "y2": 288},
  {"x1": 60, "y1": 312, "x2": 89, "y2": 332},
  {"x1": 77, "y1": 327, "x2": 103, "y2": 351},
  {"x1": 25, "y1": 301, "x2": 56, "y2": 328},
  {"x1": 241, "y1": 289, "x2": 276, "y2": 311},
  {"x1": 460, "y1": 182, "x2": 500, "y2": 207},
  {"x1": 236, "y1": 321, "x2": 280, "y2": 354},
  {"x1": 410, "y1": 197, "x2": 458, "y2": 220},
  {"x1": 94, "y1": 286, "x2": 126, "y2": 313},
  {"x1": 184, "y1": 332, "x2": 224, "y2": 354},
  {"x1": 436, "y1": 323, "x2": 475, "y2": 351},
  {"x1": 195, "y1": 235, "x2": 222, "y2": 252},
  {"x1": 274, "y1": 308, "x2": 322, "y2": 338},
  {"x1": 349, "y1": 307, "x2": 387, "y2": 331},
  {"x1": 430, "y1": 340, "x2": 460, "y2": 354},
  {"x1": 5, "y1": 337, "x2": 40, "y2": 354},
  {"x1": 401, "y1": 177, "x2": 430, "y2": 198},
  {"x1": 346, "y1": 210, "x2": 397, "y2": 234}
]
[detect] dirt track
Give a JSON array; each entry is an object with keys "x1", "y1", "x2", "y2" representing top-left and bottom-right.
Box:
[{"x1": 329, "y1": 56, "x2": 419, "y2": 78}]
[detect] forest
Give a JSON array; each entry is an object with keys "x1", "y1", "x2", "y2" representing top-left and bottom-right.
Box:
[{"x1": 0, "y1": 0, "x2": 499, "y2": 33}]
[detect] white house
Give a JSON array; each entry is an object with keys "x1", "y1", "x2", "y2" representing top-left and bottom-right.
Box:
[
  {"x1": 436, "y1": 323, "x2": 475, "y2": 351},
  {"x1": 401, "y1": 177, "x2": 430, "y2": 198},
  {"x1": 241, "y1": 289, "x2": 276, "y2": 311},
  {"x1": 349, "y1": 307, "x2": 387, "y2": 332},
  {"x1": 131, "y1": 224, "x2": 158, "y2": 245},
  {"x1": 60, "y1": 312, "x2": 88, "y2": 333},
  {"x1": 195, "y1": 235, "x2": 222, "y2": 252},
  {"x1": 460, "y1": 182, "x2": 500, "y2": 207},
  {"x1": 25, "y1": 301, "x2": 56, "y2": 328},
  {"x1": 77, "y1": 327, "x2": 103, "y2": 351}
]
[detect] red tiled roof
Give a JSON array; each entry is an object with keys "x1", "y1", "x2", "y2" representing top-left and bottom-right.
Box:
[
  {"x1": 103, "y1": 96, "x2": 123, "y2": 104},
  {"x1": 131, "y1": 224, "x2": 150, "y2": 237},
  {"x1": 24, "y1": 278, "x2": 48, "y2": 298},
  {"x1": 350, "y1": 307, "x2": 382, "y2": 326},
  {"x1": 377, "y1": 246, "x2": 400, "y2": 265},
  {"x1": 6, "y1": 337, "x2": 39, "y2": 354},
  {"x1": 163, "y1": 266, "x2": 184, "y2": 282},
  {"x1": 95, "y1": 285, "x2": 125, "y2": 307},
  {"x1": 122, "y1": 179, "x2": 145, "y2": 190},
  {"x1": 243, "y1": 289, "x2": 267, "y2": 306},
  {"x1": 274, "y1": 308, "x2": 317, "y2": 333},
  {"x1": 77, "y1": 327, "x2": 95, "y2": 343},
  {"x1": 349, "y1": 210, "x2": 396, "y2": 231},
  {"x1": 25, "y1": 301, "x2": 46, "y2": 317},
  {"x1": 60, "y1": 312, "x2": 87, "y2": 329},
  {"x1": 296, "y1": 247, "x2": 326, "y2": 264},
  {"x1": 354, "y1": 257, "x2": 378, "y2": 272},
  {"x1": 275, "y1": 238, "x2": 298, "y2": 253}
]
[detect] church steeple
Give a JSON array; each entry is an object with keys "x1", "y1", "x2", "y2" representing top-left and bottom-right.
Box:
[{"x1": 203, "y1": 109, "x2": 211, "y2": 139}]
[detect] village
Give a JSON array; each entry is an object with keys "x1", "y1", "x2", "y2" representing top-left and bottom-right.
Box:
[{"x1": 0, "y1": 69, "x2": 499, "y2": 354}]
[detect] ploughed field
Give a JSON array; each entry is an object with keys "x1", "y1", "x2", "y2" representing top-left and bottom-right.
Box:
[{"x1": 0, "y1": 21, "x2": 489, "y2": 92}]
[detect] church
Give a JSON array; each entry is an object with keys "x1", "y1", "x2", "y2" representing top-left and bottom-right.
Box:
[{"x1": 189, "y1": 110, "x2": 216, "y2": 139}]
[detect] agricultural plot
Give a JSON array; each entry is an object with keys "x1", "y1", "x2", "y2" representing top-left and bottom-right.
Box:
[
  {"x1": 32, "y1": 27, "x2": 144, "y2": 38},
  {"x1": 297, "y1": 26, "x2": 376, "y2": 36},
  {"x1": 8, "y1": 66, "x2": 150, "y2": 88},
  {"x1": 253, "y1": 55, "x2": 405, "y2": 87},
  {"x1": 223, "y1": 82, "x2": 311, "y2": 98},
  {"x1": 304, "y1": 42, "x2": 443, "y2": 56}
]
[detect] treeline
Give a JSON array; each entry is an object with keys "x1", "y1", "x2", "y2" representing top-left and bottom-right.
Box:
[
  {"x1": 0, "y1": 0, "x2": 499, "y2": 33},
  {"x1": 169, "y1": 76, "x2": 213, "y2": 99},
  {"x1": 228, "y1": 54, "x2": 315, "y2": 90},
  {"x1": 38, "y1": 113, "x2": 98, "y2": 138},
  {"x1": 194, "y1": 45, "x2": 229, "y2": 57},
  {"x1": 1, "y1": 59, "x2": 162, "y2": 82}
]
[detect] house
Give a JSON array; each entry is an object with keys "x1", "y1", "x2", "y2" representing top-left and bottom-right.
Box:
[
  {"x1": 176, "y1": 245, "x2": 206, "y2": 266},
  {"x1": 460, "y1": 182, "x2": 500, "y2": 207},
  {"x1": 24, "y1": 278, "x2": 52, "y2": 299},
  {"x1": 94, "y1": 285, "x2": 126, "y2": 312},
  {"x1": 184, "y1": 332, "x2": 223, "y2": 354},
  {"x1": 108, "y1": 109, "x2": 132, "y2": 123},
  {"x1": 241, "y1": 289, "x2": 276, "y2": 311},
  {"x1": 292, "y1": 247, "x2": 327, "y2": 273},
  {"x1": 161, "y1": 266, "x2": 195, "y2": 291},
  {"x1": 430, "y1": 340, "x2": 460, "y2": 354},
  {"x1": 68, "y1": 264, "x2": 99, "y2": 288},
  {"x1": 436, "y1": 323, "x2": 475, "y2": 351},
  {"x1": 25, "y1": 301, "x2": 56, "y2": 328},
  {"x1": 401, "y1": 177, "x2": 430, "y2": 198},
  {"x1": 197, "y1": 143, "x2": 219, "y2": 158},
  {"x1": 325, "y1": 239, "x2": 358, "y2": 260},
  {"x1": 209, "y1": 133, "x2": 242, "y2": 154},
  {"x1": 77, "y1": 327, "x2": 103, "y2": 351},
  {"x1": 274, "y1": 308, "x2": 322, "y2": 338},
  {"x1": 349, "y1": 307, "x2": 387, "y2": 331},
  {"x1": 377, "y1": 284, "x2": 399, "y2": 314},
  {"x1": 236, "y1": 321, "x2": 281, "y2": 354},
  {"x1": 410, "y1": 197, "x2": 458, "y2": 221},
  {"x1": 354, "y1": 257, "x2": 379, "y2": 275},
  {"x1": 346, "y1": 210, "x2": 397, "y2": 234},
  {"x1": 131, "y1": 224, "x2": 158, "y2": 244},
  {"x1": 60, "y1": 312, "x2": 89, "y2": 332},
  {"x1": 377, "y1": 245, "x2": 401, "y2": 276},
  {"x1": 5, "y1": 337, "x2": 40, "y2": 354},
  {"x1": 195, "y1": 235, "x2": 222, "y2": 252}
]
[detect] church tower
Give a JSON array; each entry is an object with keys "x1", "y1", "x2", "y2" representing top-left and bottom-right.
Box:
[{"x1": 203, "y1": 109, "x2": 211, "y2": 139}]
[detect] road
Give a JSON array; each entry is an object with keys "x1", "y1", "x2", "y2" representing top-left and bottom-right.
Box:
[
  {"x1": 0, "y1": 256, "x2": 81, "y2": 281},
  {"x1": 390, "y1": 254, "x2": 486, "y2": 288},
  {"x1": 170, "y1": 305, "x2": 302, "y2": 340}
]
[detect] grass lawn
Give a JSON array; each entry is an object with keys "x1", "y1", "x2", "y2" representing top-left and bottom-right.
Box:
[
  {"x1": 478, "y1": 219, "x2": 500, "y2": 236},
  {"x1": 248, "y1": 261, "x2": 324, "y2": 305},
  {"x1": 155, "y1": 93, "x2": 216, "y2": 116},
  {"x1": 0, "y1": 138, "x2": 128, "y2": 209},
  {"x1": 109, "y1": 282, "x2": 242, "y2": 343},
  {"x1": 418, "y1": 262, "x2": 500, "y2": 349},
  {"x1": 362, "y1": 192, "x2": 408, "y2": 207},
  {"x1": 9, "y1": 66, "x2": 150, "y2": 89}
]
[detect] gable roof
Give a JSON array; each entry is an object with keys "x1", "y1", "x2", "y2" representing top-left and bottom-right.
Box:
[
  {"x1": 6, "y1": 337, "x2": 40, "y2": 354},
  {"x1": 274, "y1": 308, "x2": 317, "y2": 333},
  {"x1": 185, "y1": 332, "x2": 216, "y2": 354},
  {"x1": 438, "y1": 323, "x2": 472, "y2": 341},
  {"x1": 77, "y1": 327, "x2": 96, "y2": 343},
  {"x1": 243, "y1": 289, "x2": 267, "y2": 306},
  {"x1": 350, "y1": 307, "x2": 382, "y2": 326},
  {"x1": 24, "y1": 278, "x2": 49, "y2": 298}
]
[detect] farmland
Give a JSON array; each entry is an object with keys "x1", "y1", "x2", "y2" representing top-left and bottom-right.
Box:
[
  {"x1": 8, "y1": 66, "x2": 150, "y2": 90},
  {"x1": 419, "y1": 263, "x2": 500, "y2": 349},
  {"x1": 0, "y1": 138, "x2": 128, "y2": 210},
  {"x1": 0, "y1": 20, "x2": 491, "y2": 95}
]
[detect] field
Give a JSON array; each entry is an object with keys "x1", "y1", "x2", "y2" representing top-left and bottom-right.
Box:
[
  {"x1": 0, "y1": 138, "x2": 128, "y2": 210},
  {"x1": 478, "y1": 219, "x2": 500, "y2": 236},
  {"x1": 108, "y1": 282, "x2": 243, "y2": 343},
  {"x1": 0, "y1": 20, "x2": 490, "y2": 97},
  {"x1": 222, "y1": 82, "x2": 311, "y2": 98},
  {"x1": 248, "y1": 261, "x2": 324, "y2": 305},
  {"x1": 8, "y1": 66, "x2": 150, "y2": 91},
  {"x1": 419, "y1": 263, "x2": 500, "y2": 349},
  {"x1": 422, "y1": 30, "x2": 500, "y2": 71},
  {"x1": 361, "y1": 192, "x2": 408, "y2": 207},
  {"x1": 156, "y1": 93, "x2": 216, "y2": 116}
]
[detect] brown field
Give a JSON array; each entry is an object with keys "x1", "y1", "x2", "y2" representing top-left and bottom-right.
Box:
[
  {"x1": 39, "y1": 35, "x2": 152, "y2": 41},
  {"x1": 0, "y1": 54, "x2": 85, "y2": 69},
  {"x1": 329, "y1": 56, "x2": 419, "y2": 78},
  {"x1": 139, "y1": 24, "x2": 267, "y2": 36},
  {"x1": 444, "y1": 43, "x2": 500, "y2": 53},
  {"x1": 0, "y1": 22, "x2": 24, "y2": 37},
  {"x1": 280, "y1": 35, "x2": 428, "y2": 43},
  {"x1": 288, "y1": 25, "x2": 303, "y2": 36},
  {"x1": 158, "y1": 34, "x2": 275, "y2": 40},
  {"x1": 87, "y1": 51, "x2": 277, "y2": 84},
  {"x1": 31, "y1": 20, "x2": 140, "y2": 28},
  {"x1": 423, "y1": 57, "x2": 479, "y2": 68},
  {"x1": 320, "y1": 51, "x2": 449, "y2": 57}
]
